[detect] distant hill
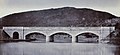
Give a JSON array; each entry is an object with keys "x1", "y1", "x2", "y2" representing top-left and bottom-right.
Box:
[{"x1": 1, "y1": 7, "x2": 120, "y2": 27}]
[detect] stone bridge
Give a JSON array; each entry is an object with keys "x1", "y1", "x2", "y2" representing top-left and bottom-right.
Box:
[{"x1": 3, "y1": 27, "x2": 115, "y2": 43}]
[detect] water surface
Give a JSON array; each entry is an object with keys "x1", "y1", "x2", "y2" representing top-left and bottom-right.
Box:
[{"x1": 0, "y1": 42, "x2": 120, "y2": 55}]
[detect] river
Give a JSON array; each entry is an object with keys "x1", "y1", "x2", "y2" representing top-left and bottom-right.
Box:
[{"x1": 0, "y1": 42, "x2": 120, "y2": 55}]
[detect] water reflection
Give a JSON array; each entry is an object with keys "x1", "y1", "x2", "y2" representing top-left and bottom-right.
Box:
[
  {"x1": 0, "y1": 42, "x2": 120, "y2": 55},
  {"x1": 114, "y1": 46, "x2": 120, "y2": 55},
  {"x1": 0, "y1": 44, "x2": 3, "y2": 55}
]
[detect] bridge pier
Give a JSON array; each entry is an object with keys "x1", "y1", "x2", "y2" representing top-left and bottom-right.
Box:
[
  {"x1": 72, "y1": 35, "x2": 76, "y2": 43},
  {"x1": 46, "y1": 36, "x2": 49, "y2": 43}
]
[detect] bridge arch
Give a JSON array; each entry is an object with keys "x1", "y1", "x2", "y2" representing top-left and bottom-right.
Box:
[
  {"x1": 25, "y1": 32, "x2": 46, "y2": 42},
  {"x1": 76, "y1": 32, "x2": 99, "y2": 43},
  {"x1": 13, "y1": 31, "x2": 19, "y2": 39},
  {"x1": 75, "y1": 31, "x2": 100, "y2": 37},
  {"x1": 49, "y1": 32, "x2": 72, "y2": 43}
]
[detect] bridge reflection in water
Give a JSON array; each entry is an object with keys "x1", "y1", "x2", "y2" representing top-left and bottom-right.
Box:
[{"x1": 0, "y1": 42, "x2": 120, "y2": 55}]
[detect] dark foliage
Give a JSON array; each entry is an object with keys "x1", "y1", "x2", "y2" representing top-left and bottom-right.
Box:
[{"x1": 1, "y1": 7, "x2": 119, "y2": 27}]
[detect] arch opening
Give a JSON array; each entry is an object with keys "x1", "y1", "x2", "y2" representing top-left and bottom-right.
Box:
[
  {"x1": 25, "y1": 32, "x2": 46, "y2": 43},
  {"x1": 13, "y1": 32, "x2": 19, "y2": 39},
  {"x1": 49, "y1": 32, "x2": 72, "y2": 43},
  {"x1": 76, "y1": 32, "x2": 99, "y2": 43}
]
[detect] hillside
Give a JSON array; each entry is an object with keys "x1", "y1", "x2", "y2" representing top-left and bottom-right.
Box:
[{"x1": 2, "y1": 7, "x2": 120, "y2": 27}]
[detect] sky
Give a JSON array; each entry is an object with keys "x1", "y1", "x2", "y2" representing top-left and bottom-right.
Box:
[{"x1": 0, "y1": 0, "x2": 120, "y2": 18}]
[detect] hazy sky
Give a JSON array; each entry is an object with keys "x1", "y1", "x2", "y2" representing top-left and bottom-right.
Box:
[{"x1": 0, "y1": 0, "x2": 120, "y2": 18}]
